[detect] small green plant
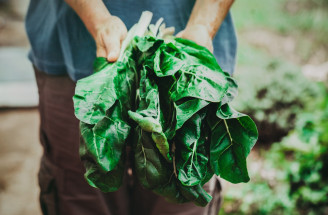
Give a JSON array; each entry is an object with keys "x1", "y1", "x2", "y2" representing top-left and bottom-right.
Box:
[
  {"x1": 232, "y1": 58, "x2": 321, "y2": 143},
  {"x1": 223, "y1": 84, "x2": 328, "y2": 215}
]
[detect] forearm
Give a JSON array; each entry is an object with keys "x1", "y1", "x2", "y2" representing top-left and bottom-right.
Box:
[
  {"x1": 64, "y1": 0, "x2": 111, "y2": 38},
  {"x1": 187, "y1": 0, "x2": 234, "y2": 38}
]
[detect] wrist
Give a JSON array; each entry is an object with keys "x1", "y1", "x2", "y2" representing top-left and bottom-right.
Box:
[{"x1": 185, "y1": 23, "x2": 213, "y2": 39}]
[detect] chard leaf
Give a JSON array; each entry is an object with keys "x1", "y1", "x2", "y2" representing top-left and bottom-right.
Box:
[
  {"x1": 83, "y1": 158, "x2": 125, "y2": 192},
  {"x1": 175, "y1": 98, "x2": 209, "y2": 130},
  {"x1": 174, "y1": 38, "x2": 220, "y2": 71},
  {"x1": 76, "y1": 47, "x2": 135, "y2": 171},
  {"x1": 114, "y1": 58, "x2": 136, "y2": 113},
  {"x1": 73, "y1": 63, "x2": 120, "y2": 124},
  {"x1": 134, "y1": 36, "x2": 157, "y2": 53},
  {"x1": 178, "y1": 183, "x2": 212, "y2": 207},
  {"x1": 80, "y1": 106, "x2": 130, "y2": 172},
  {"x1": 134, "y1": 128, "x2": 171, "y2": 189},
  {"x1": 170, "y1": 64, "x2": 229, "y2": 102},
  {"x1": 220, "y1": 74, "x2": 238, "y2": 105},
  {"x1": 209, "y1": 104, "x2": 258, "y2": 183},
  {"x1": 176, "y1": 113, "x2": 208, "y2": 186},
  {"x1": 129, "y1": 67, "x2": 171, "y2": 161},
  {"x1": 93, "y1": 57, "x2": 108, "y2": 73},
  {"x1": 153, "y1": 42, "x2": 184, "y2": 77},
  {"x1": 80, "y1": 122, "x2": 125, "y2": 192},
  {"x1": 128, "y1": 111, "x2": 162, "y2": 133},
  {"x1": 152, "y1": 179, "x2": 187, "y2": 204},
  {"x1": 92, "y1": 115, "x2": 130, "y2": 172}
]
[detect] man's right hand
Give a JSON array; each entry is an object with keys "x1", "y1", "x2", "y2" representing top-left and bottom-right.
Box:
[
  {"x1": 93, "y1": 16, "x2": 127, "y2": 62},
  {"x1": 64, "y1": 0, "x2": 127, "y2": 62}
]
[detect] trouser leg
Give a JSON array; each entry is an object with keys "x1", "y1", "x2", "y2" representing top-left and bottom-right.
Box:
[{"x1": 34, "y1": 67, "x2": 129, "y2": 215}]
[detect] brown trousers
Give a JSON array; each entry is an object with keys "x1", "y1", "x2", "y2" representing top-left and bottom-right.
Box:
[{"x1": 34, "y1": 67, "x2": 222, "y2": 215}]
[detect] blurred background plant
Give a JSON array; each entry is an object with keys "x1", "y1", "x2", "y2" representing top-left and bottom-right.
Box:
[{"x1": 222, "y1": 0, "x2": 328, "y2": 214}]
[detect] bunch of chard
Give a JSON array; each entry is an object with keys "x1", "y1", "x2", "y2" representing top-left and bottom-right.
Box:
[{"x1": 73, "y1": 11, "x2": 258, "y2": 206}]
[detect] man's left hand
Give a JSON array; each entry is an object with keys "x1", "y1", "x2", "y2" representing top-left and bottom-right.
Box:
[{"x1": 176, "y1": 24, "x2": 214, "y2": 53}]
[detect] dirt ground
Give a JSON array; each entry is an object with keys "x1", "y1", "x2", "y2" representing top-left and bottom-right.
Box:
[
  {"x1": 0, "y1": 2, "x2": 43, "y2": 214},
  {"x1": 0, "y1": 109, "x2": 42, "y2": 215}
]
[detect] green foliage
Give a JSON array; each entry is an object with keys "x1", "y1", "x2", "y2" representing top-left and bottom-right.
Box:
[
  {"x1": 224, "y1": 0, "x2": 328, "y2": 213},
  {"x1": 232, "y1": 48, "x2": 321, "y2": 143},
  {"x1": 223, "y1": 84, "x2": 328, "y2": 215},
  {"x1": 73, "y1": 13, "x2": 258, "y2": 206},
  {"x1": 285, "y1": 90, "x2": 328, "y2": 214}
]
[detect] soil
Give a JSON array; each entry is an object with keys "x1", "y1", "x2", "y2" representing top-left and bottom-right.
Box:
[{"x1": 0, "y1": 109, "x2": 42, "y2": 215}]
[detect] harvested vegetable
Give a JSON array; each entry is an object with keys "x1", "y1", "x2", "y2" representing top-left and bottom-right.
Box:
[{"x1": 73, "y1": 11, "x2": 258, "y2": 206}]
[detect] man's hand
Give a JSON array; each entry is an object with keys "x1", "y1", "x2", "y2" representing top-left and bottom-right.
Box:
[
  {"x1": 64, "y1": 0, "x2": 127, "y2": 62},
  {"x1": 176, "y1": 24, "x2": 213, "y2": 53},
  {"x1": 93, "y1": 16, "x2": 127, "y2": 62}
]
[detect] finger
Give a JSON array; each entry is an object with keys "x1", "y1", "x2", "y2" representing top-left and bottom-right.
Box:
[
  {"x1": 96, "y1": 43, "x2": 107, "y2": 58},
  {"x1": 104, "y1": 35, "x2": 121, "y2": 62},
  {"x1": 207, "y1": 41, "x2": 214, "y2": 53},
  {"x1": 208, "y1": 44, "x2": 214, "y2": 53},
  {"x1": 120, "y1": 25, "x2": 128, "y2": 41}
]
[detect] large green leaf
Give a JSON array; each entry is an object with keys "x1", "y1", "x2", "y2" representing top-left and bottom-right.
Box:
[
  {"x1": 209, "y1": 104, "x2": 258, "y2": 183},
  {"x1": 129, "y1": 67, "x2": 171, "y2": 161},
  {"x1": 79, "y1": 122, "x2": 125, "y2": 192},
  {"x1": 178, "y1": 183, "x2": 212, "y2": 207},
  {"x1": 176, "y1": 113, "x2": 208, "y2": 186},
  {"x1": 153, "y1": 42, "x2": 184, "y2": 77},
  {"x1": 134, "y1": 128, "x2": 172, "y2": 189},
  {"x1": 73, "y1": 63, "x2": 120, "y2": 124},
  {"x1": 93, "y1": 57, "x2": 109, "y2": 73},
  {"x1": 152, "y1": 179, "x2": 188, "y2": 204},
  {"x1": 175, "y1": 98, "x2": 209, "y2": 130},
  {"x1": 83, "y1": 157, "x2": 125, "y2": 192},
  {"x1": 174, "y1": 38, "x2": 220, "y2": 71},
  {"x1": 80, "y1": 105, "x2": 131, "y2": 172},
  {"x1": 169, "y1": 64, "x2": 229, "y2": 102},
  {"x1": 143, "y1": 37, "x2": 231, "y2": 103},
  {"x1": 113, "y1": 58, "x2": 136, "y2": 114}
]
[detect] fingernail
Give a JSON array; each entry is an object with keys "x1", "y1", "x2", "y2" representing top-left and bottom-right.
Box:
[{"x1": 107, "y1": 52, "x2": 117, "y2": 62}]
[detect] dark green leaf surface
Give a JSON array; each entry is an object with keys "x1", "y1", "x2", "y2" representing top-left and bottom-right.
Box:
[
  {"x1": 73, "y1": 63, "x2": 119, "y2": 124},
  {"x1": 134, "y1": 128, "x2": 171, "y2": 189},
  {"x1": 152, "y1": 179, "x2": 188, "y2": 204},
  {"x1": 178, "y1": 183, "x2": 212, "y2": 207},
  {"x1": 128, "y1": 67, "x2": 171, "y2": 161},
  {"x1": 80, "y1": 115, "x2": 130, "y2": 172},
  {"x1": 210, "y1": 104, "x2": 258, "y2": 183},
  {"x1": 169, "y1": 64, "x2": 229, "y2": 102},
  {"x1": 175, "y1": 98, "x2": 209, "y2": 130},
  {"x1": 176, "y1": 113, "x2": 208, "y2": 186},
  {"x1": 93, "y1": 57, "x2": 109, "y2": 73},
  {"x1": 80, "y1": 122, "x2": 125, "y2": 192}
]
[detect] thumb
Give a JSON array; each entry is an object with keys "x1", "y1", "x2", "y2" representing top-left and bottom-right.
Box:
[{"x1": 105, "y1": 36, "x2": 121, "y2": 62}]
